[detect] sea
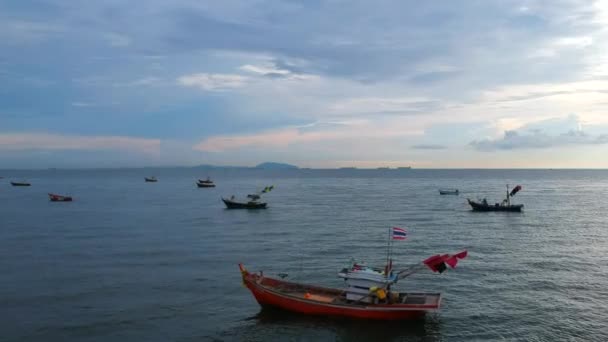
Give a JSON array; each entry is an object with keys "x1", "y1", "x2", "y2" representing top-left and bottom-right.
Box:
[{"x1": 1, "y1": 168, "x2": 607, "y2": 341}]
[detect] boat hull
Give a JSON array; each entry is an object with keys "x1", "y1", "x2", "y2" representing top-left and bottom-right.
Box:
[
  {"x1": 439, "y1": 190, "x2": 459, "y2": 195},
  {"x1": 11, "y1": 182, "x2": 31, "y2": 186},
  {"x1": 222, "y1": 198, "x2": 267, "y2": 209},
  {"x1": 144, "y1": 178, "x2": 157, "y2": 182},
  {"x1": 49, "y1": 193, "x2": 72, "y2": 202},
  {"x1": 240, "y1": 265, "x2": 440, "y2": 320},
  {"x1": 467, "y1": 199, "x2": 523, "y2": 212},
  {"x1": 197, "y1": 182, "x2": 215, "y2": 188}
]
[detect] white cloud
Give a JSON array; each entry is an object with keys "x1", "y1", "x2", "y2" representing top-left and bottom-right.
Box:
[
  {"x1": 194, "y1": 119, "x2": 424, "y2": 153},
  {"x1": 329, "y1": 96, "x2": 440, "y2": 115},
  {"x1": 554, "y1": 36, "x2": 594, "y2": 49},
  {"x1": 239, "y1": 63, "x2": 291, "y2": 76},
  {"x1": 71, "y1": 102, "x2": 95, "y2": 107},
  {"x1": 114, "y1": 77, "x2": 163, "y2": 87},
  {"x1": 470, "y1": 114, "x2": 608, "y2": 151},
  {"x1": 177, "y1": 73, "x2": 249, "y2": 91},
  {"x1": 470, "y1": 129, "x2": 608, "y2": 151},
  {"x1": 0, "y1": 133, "x2": 160, "y2": 155}
]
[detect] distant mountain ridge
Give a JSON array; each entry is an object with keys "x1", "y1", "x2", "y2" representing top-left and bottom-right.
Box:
[
  {"x1": 255, "y1": 162, "x2": 298, "y2": 169},
  {"x1": 194, "y1": 162, "x2": 298, "y2": 169}
]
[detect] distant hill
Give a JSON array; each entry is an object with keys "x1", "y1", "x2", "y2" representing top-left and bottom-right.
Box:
[{"x1": 255, "y1": 162, "x2": 298, "y2": 169}]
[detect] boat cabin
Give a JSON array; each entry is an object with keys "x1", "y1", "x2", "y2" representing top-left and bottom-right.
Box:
[{"x1": 338, "y1": 261, "x2": 397, "y2": 303}]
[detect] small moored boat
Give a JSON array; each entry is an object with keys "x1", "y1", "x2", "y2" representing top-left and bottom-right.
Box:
[
  {"x1": 11, "y1": 181, "x2": 31, "y2": 186},
  {"x1": 467, "y1": 199, "x2": 523, "y2": 212},
  {"x1": 239, "y1": 228, "x2": 467, "y2": 320},
  {"x1": 197, "y1": 177, "x2": 215, "y2": 188},
  {"x1": 144, "y1": 177, "x2": 158, "y2": 182},
  {"x1": 439, "y1": 189, "x2": 459, "y2": 195},
  {"x1": 222, "y1": 194, "x2": 267, "y2": 209},
  {"x1": 49, "y1": 193, "x2": 73, "y2": 202},
  {"x1": 222, "y1": 185, "x2": 273, "y2": 209},
  {"x1": 468, "y1": 185, "x2": 524, "y2": 212}
]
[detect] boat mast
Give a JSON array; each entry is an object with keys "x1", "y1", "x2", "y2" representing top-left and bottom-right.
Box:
[
  {"x1": 506, "y1": 184, "x2": 510, "y2": 206},
  {"x1": 385, "y1": 227, "x2": 392, "y2": 275}
]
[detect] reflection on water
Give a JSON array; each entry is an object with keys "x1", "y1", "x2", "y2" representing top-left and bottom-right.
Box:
[{"x1": 228, "y1": 307, "x2": 443, "y2": 342}]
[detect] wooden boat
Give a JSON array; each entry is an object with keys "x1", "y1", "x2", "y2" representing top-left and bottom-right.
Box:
[
  {"x1": 222, "y1": 186, "x2": 273, "y2": 209},
  {"x1": 11, "y1": 181, "x2": 31, "y2": 186},
  {"x1": 197, "y1": 177, "x2": 215, "y2": 188},
  {"x1": 144, "y1": 177, "x2": 157, "y2": 182},
  {"x1": 49, "y1": 193, "x2": 73, "y2": 202},
  {"x1": 239, "y1": 248, "x2": 467, "y2": 320},
  {"x1": 439, "y1": 189, "x2": 459, "y2": 195},
  {"x1": 222, "y1": 195, "x2": 267, "y2": 209},
  {"x1": 467, "y1": 184, "x2": 524, "y2": 212},
  {"x1": 467, "y1": 199, "x2": 523, "y2": 212}
]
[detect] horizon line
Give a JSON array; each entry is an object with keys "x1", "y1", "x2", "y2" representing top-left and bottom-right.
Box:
[{"x1": 2, "y1": 166, "x2": 608, "y2": 171}]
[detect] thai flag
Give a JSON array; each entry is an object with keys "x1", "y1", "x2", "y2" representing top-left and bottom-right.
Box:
[{"x1": 392, "y1": 227, "x2": 407, "y2": 240}]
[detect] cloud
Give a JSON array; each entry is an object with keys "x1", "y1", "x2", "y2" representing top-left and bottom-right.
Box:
[
  {"x1": 103, "y1": 32, "x2": 131, "y2": 47},
  {"x1": 194, "y1": 128, "x2": 311, "y2": 152},
  {"x1": 194, "y1": 120, "x2": 424, "y2": 153},
  {"x1": 239, "y1": 61, "x2": 315, "y2": 80},
  {"x1": 177, "y1": 73, "x2": 249, "y2": 91},
  {"x1": 481, "y1": 80, "x2": 608, "y2": 104},
  {"x1": 71, "y1": 102, "x2": 95, "y2": 107},
  {"x1": 411, "y1": 144, "x2": 448, "y2": 150},
  {"x1": 0, "y1": 19, "x2": 63, "y2": 44},
  {"x1": 114, "y1": 77, "x2": 163, "y2": 87},
  {"x1": 0, "y1": 133, "x2": 160, "y2": 155},
  {"x1": 329, "y1": 97, "x2": 442, "y2": 115},
  {"x1": 470, "y1": 129, "x2": 608, "y2": 151},
  {"x1": 239, "y1": 63, "x2": 291, "y2": 77},
  {"x1": 3, "y1": 1, "x2": 608, "y2": 168}
]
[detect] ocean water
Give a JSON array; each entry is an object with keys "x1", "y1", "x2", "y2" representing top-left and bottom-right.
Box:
[{"x1": 1, "y1": 168, "x2": 607, "y2": 341}]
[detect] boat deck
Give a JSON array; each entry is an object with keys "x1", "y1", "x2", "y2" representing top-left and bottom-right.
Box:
[{"x1": 259, "y1": 277, "x2": 441, "y2": 308}]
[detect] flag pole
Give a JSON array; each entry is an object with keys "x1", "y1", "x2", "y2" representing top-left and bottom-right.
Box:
[{"x1": 385, "y1": 227, "x2": 391, "y2": 274}]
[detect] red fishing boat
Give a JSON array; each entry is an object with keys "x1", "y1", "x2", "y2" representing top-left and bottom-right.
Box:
[
  {"x1": 48, "y1": 193, "x2": 73, "y2": 202},
  {"x1": 239, "y1": 228, "x2": 467, "y2": 320}
]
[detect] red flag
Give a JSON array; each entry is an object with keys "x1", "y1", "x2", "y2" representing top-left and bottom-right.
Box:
[
  {"x1": 423, "y1": 255, "x2": 443, "y2": 266},
  {"x1": 510, "y1": 185, "x2": 522, "y2": 197},
  {"x1": 424, "y1": 251, "x2": 467, "y2": 272},
  {"x1": 455, "y1": 250, "x2": 468, "y2": 259},
  {"x1": 423, "y1": 255, "x2": 448, "y2": 273},
  {"x1": 445, "y1": 256, "x2": 458, "y2": 268}
]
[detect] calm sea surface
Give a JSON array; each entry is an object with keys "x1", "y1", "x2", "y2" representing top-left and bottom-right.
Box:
[{"x1": 1, "y1": 168, "x2": 607, "y2": 341}]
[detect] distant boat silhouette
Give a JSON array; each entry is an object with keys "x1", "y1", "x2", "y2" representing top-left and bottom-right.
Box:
[
  {"x1": 49, "y1": 193, "x2": 73, "y2": 202},
  {"x1": 222, "y1": 196, "x2": 267, "y2": 209},
  {"x1": 11, "y1": 181, "x2": 31, "y2": 186},
  {"x1": 144, "y1": 177, "x2": 157, "y2": 182},
  {"x1": 197, "y1": 177, "x2": 215, "y2": 188},
  {"x1": 467, "y1": 185, "x2": 524, "y2": 212}
]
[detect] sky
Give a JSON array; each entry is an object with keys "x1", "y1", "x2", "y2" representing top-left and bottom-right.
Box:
[{"x1": 1, "y1": 0, "x2": 608, "y2": 168}]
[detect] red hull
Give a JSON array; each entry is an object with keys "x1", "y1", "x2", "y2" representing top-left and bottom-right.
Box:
[
  {"x1": 240, "y1": 265, "x2": 440, "y2": 320},
  {"x1": 49, "y1": 193, "x2": 73, "y2": 202}
]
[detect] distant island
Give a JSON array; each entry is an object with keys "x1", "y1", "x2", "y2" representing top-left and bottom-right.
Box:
[
  {"x1": 255, "y1": 162, "x2": 298, "y2": 169},
  {"x1": 194, "y1": 162, "x2": 298, "y2": 169}
]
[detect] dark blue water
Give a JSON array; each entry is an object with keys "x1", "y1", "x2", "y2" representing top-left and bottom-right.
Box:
[{"x1": 1, "y1": 169, "x2": 607, "y2": 341}]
